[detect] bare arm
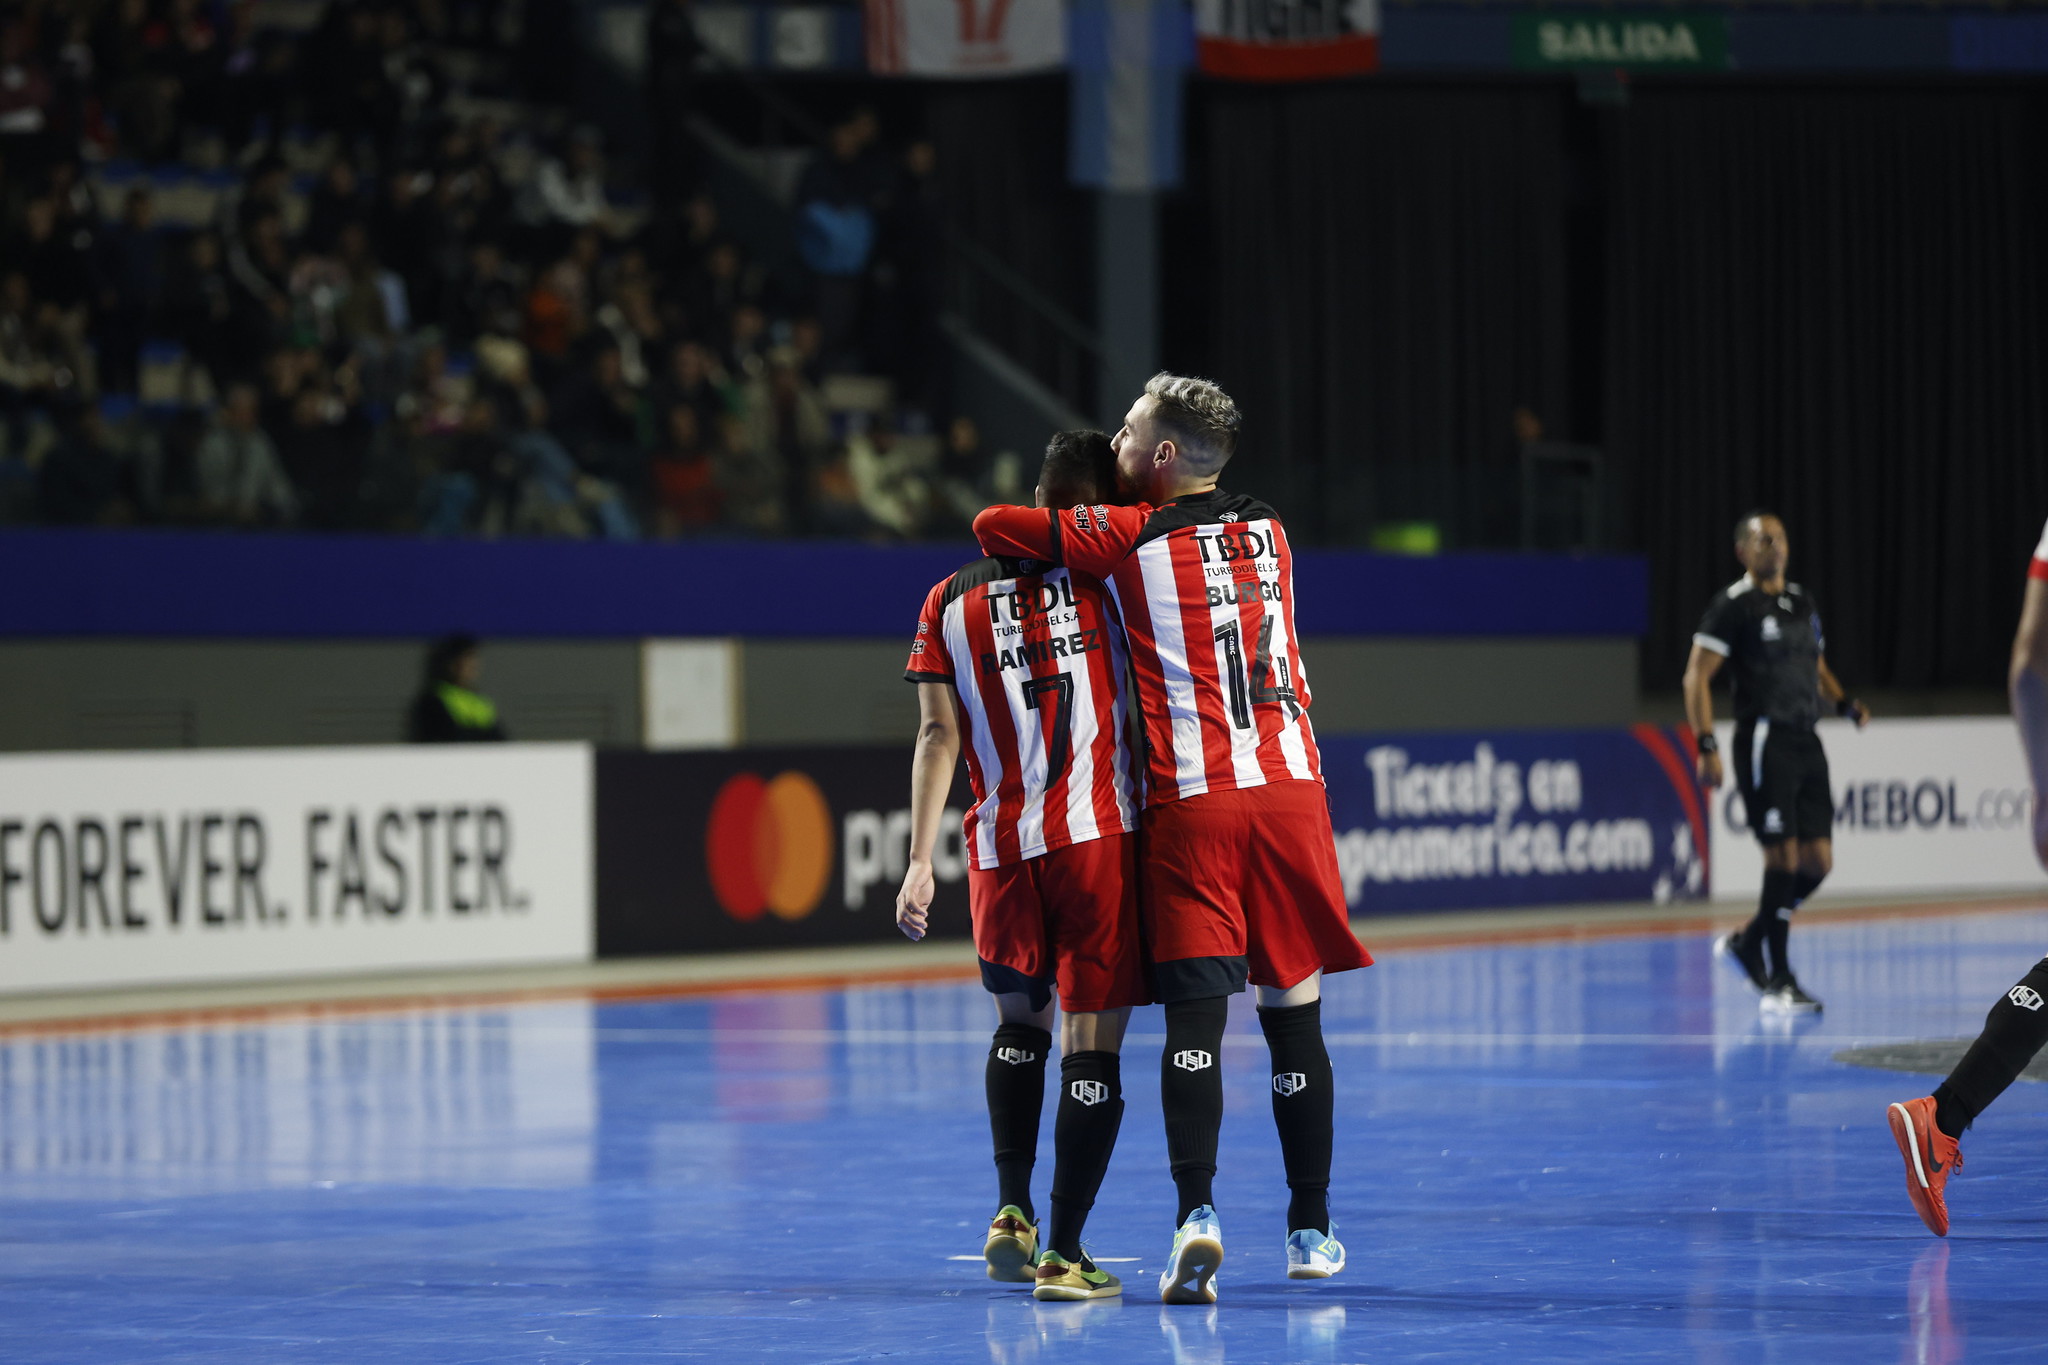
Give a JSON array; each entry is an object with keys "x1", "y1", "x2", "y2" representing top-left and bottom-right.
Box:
[
  {"x1": 1816, "y1": 656, "x2": 1870, "y2": 728},
  {"x1": 1681, "y1": 642, "x2": 1726, "y2": 789},
  {"x1": 2012, "y1": 576, "x2": 2048, "y2": 869},
  {"x1": 895, "y1": 683, "x2": 963, "y2": 941}
]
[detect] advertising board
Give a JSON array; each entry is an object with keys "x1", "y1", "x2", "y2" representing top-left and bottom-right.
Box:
[
  {"x1": 1709, "y1": 718, "x2": 2042, "y2": 899},
  {"x1": 0, "y1": 745, "x2": 592, "y2": 995},
  {"x1": 597, "y1": 749, "x2": 973, "y2": 956},
  {"x1": 1323, "y1": 726, "x2": 1711, "y2": 915}
]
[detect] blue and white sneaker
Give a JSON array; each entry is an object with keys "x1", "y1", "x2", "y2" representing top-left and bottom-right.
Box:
[
  {"x1": 1286, "y1": 1225, "x2": 1346, "y2": 1279},
  {"x1": 1159, "y1": 1205, "x2": 1224, "y2": 1304}
]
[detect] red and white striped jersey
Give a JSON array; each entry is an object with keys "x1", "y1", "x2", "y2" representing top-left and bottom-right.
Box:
[
  {"x1": 905, "y1": 556, "x2": 1138, "y2": 870},
  {"x1": 2033, "y1": 516, "x2": 2048, "y2": 580},
  {"x1": 974, "y1": 491, "x2": 1322, "y2": 806}
]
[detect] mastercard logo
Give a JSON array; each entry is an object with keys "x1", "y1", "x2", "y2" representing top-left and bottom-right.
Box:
[{"x1": 706, "y1": 771, "x2": 835, "y2": 921}]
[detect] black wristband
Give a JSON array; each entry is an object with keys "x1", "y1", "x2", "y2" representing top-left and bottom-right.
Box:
[
  {"x1": 1695, "y1": 733, "x2": 1718, "y2": 755},
  {"x1": 1837, "y1": 697, "x2": 1861, "y2": 718}
]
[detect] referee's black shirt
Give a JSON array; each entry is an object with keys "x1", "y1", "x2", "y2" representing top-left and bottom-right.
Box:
[{"x1": 1694, "y1": 578, "x2": 1825, "y2": 729}]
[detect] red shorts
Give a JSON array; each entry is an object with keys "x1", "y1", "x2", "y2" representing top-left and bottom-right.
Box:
[
  {"x1": 969, "y1": 830, "x2": 1149, "y2": 1013},
  {"x1": 1141, "y1": 780, "x2": 1373, "y2": 1001}
]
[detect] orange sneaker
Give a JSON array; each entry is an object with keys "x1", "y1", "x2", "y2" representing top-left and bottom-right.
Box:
[{"x1": 1888, "y1": 1097, "x2": 1963, "y2": 1237}]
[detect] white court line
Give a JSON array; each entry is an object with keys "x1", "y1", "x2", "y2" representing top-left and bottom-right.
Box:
[
  {"x1": 495, "y1": 1027, "x2": 1848, "y2": 1047},
  {"x1": 945, "y1": 1256, "x2": 1141, "y2": 1263}
]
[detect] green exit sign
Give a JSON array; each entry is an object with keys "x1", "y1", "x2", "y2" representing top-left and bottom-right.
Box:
[{"x1": 1512, "y1": 13, "x2": 1729, "y2": 70}]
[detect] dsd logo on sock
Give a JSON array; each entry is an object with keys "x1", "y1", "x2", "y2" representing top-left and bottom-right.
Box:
[
  {"x1": 1273, "y1": 1072, "x2": 1309, "y2": 1096},
  {"x1": 1172, "y1": 1050, "x2": 1214, "y2": 1071},
  {"x1": 1070, "y1": 1080, "x2": 1109, "y2": 1106}
]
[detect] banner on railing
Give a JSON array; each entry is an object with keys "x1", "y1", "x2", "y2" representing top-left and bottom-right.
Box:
[
  {"x1": 0, "y1": 745, "x2": 593, "y2": 995},
  {"x1": 1195, "y1": 0, "x2": 1379, "y2": 80},
  {"x1": 1322, "y1": 726, "x2": 1711, "y2": 915},
  {"x1": 1710, "y1": 718, "x2": 2043, "y2": 900},
  {"x1": 865, "y1": 0, "x2": 1068, "y2": 76}
]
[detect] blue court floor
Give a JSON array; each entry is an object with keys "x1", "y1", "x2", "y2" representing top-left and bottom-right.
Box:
[{"x1": 4, "y1": 905, "x2": 2047, "y2": 1363}]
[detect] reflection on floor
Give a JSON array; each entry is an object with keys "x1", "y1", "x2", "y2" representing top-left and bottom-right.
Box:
[{"x1": 3, "y1": 905, "x2": 2046, "y2": 1362}]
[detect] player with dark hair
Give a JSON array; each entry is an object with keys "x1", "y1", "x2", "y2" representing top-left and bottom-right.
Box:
[
  {"x1": 1886, "y1": 517, "x2": 2048, "y2": 1236},
  {"x1": 897, "y1": 429, "x2": 1144, "y2": 1301},
  {"x1": 1684, "y1": 511, "x2": 1868, "y2": 1013},
  {"x1": 974, "y1": 373, "x2": 1372, "y2": 1305}
]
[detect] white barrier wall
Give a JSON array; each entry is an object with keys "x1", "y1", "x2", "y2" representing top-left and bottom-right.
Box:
[
  {"x1": 1711, "y1": 718, "x2": 2042, "y2": 899},
  {"x1": 0, "y1": 744, "x2": 592, "y2": 995}
]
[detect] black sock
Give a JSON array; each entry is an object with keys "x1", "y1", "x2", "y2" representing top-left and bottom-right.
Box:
[
  {"x1": 1934, "y1": 957, "x2": 2048, "y2": 1136},
  {"x1": 987, "y1": 1023, "x2": 1051, "y2": 1221},
  {"x1": 1791, "y1": 868, "x2": 1826, "y2": 906},
  {"x1": 1749, "y1": 868, "x2": 1798, "y2": 978},
  {"x1": 1046, "y1": 1051, "x2": 1124, "y2": 1260},
  {"x1": 1161, "y1": 996, "x2": 1229, "y2": 1225},
  {"x1": 1259, "y1": 999, "x2": 1335, "y2": 1235}
]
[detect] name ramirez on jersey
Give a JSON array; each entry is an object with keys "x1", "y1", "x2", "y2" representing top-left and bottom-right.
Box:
[
  {"x1": 973, "y1": 490, "x2": 1321, "y2": 805},
  {"x1": 905, "y1": 556, "x2": 1137, "y2": 870}
]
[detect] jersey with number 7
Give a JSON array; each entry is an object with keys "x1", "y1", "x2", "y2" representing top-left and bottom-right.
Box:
[
  {"x1": 904, "y1": 555, "x2": 1139, "y2": 870},
  {"x1": 974, "y1": 490, "x2": 1321, "y2": 806}
]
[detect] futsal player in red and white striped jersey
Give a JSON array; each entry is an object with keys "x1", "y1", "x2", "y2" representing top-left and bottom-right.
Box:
[
  {"x1": 1888, "y1": 515, "x2": 2048, "y2": 1235},
  {"x1": 975, "y1": 374, "x2": 1372, "y2": 1304},
  {"x1": 896, "y1": 430, "x2": 1143, "y2": 1302}
]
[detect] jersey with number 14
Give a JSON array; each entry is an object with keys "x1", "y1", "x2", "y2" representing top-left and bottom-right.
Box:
[
  {"x1": 904, "y1": 557, "x2": 1137, "y2": 871},
  {"x1": 974, "y1": 489, "x2": 1321, "y2": 806}
]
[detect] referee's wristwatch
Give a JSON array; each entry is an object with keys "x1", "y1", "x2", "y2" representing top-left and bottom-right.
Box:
[{"x1": 1694, "y1": 733, "x2": 1718, "y2": 755}]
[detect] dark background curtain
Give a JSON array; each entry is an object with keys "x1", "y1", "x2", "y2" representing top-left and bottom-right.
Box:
[
  {"x1": 1191, "y1": 83, "x2": 1573, "y2": 546},
  {"x1": 1605, "y1": 86, "x2": 2048, "y2": 692},
  {"x1": 925, "y1": 77, "x2": 1095, "y2": 405},
  {"x1": 1177, "y1": 78, "x2": 2048, "y2": 690}
]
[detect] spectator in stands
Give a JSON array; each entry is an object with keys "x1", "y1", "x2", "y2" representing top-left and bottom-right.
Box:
[
  {"x1": 193, "y1": 381, "x2": 295, "y2": 525},
  {"x1": 797, "y1": 113, "x2": 884, "y2": 372},
  {"x1": 446, "y1": 237, "x2": 522, "y2": 345},
  {"x1": 274, "y1": 378, "x2": 368, "y2": 530},
  {"x1": 847, "y1": 413, "x2": 928, "y2": 539},
  {"x1": 304, "y1": 156, "x2": 365, "y2": 255},
  {"x1": 653, "y1": 338, "x2": 727, "y2": 436},
  {"x1": 1, "y1": 16, "x2": 56, "y2": 164},
  {"x1": 160, "y1": 230, "x2": 234, "y2": 386},
  {"x1": 738, "y1": 348, "x2": 830, "y2": 534},
  {"x1": 408, "y1": 633, "x2": 508, "y2": 742},
  {"x1": 524, "y1": 127, "x2": 621, "y2": 250},
  {"x1": 94, "y1": 187, "x2": 161, "y2": 395},
  {"x1": 932, "y1": 413, "x2": 991, "y2": 529},
  {"x1": 36, "y1": 406, "x2": 127, "y2": 525},
  {"x1": 649, "y1": 401, "x2": 720, "y2": 538}
]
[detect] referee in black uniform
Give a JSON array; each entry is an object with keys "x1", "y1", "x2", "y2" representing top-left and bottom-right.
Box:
[{"x1": 1682, "y1": 511, "x2": 1869, "y2": 1013}]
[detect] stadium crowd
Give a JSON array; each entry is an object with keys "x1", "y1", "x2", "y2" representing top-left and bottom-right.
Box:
[{"x1": 0, "y1": 0, "x2": 994, "y2": 539}]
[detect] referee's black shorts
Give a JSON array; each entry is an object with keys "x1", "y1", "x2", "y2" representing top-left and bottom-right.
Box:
[{"x1": 1732, "y1": 720, "x2": 1834, "y2": 844}]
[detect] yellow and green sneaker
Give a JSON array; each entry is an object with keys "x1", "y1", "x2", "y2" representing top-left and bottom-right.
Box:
[
  {"x1": 984, "y1": 1206, "x2": 1039, "y2": 1283},
  {"x1": 1032, "y1": 1249, "x2": 1122, "y2": 1301}
]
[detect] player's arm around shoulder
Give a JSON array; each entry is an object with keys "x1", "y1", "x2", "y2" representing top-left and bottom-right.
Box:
[
  {"x1": 897, "y1": 680, "x2": 963, "y2": 941},
  {"x1": 973, "y1": 504, "x2": 1058, "y2": 560}
]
